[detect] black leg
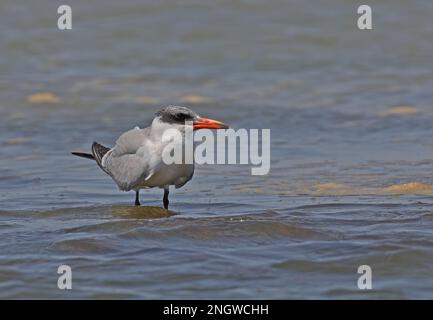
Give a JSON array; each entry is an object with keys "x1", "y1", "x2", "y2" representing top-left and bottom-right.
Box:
[
  {"x1": 135, "y1": 190, "x2": 141, "y2": 206},
  {"x1": 163, "y1": 188, "x2": 169, "y2": 209}
]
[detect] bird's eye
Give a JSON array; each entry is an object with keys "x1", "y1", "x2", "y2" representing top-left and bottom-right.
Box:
[{"x1": 175, "y1": 112, "x2": 192, "y2": 122}]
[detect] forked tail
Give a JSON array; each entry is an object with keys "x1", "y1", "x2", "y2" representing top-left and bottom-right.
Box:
[
  {"x1": 71, "y1": 151, "x2": 94, "y2": 160},
  {"x1": 71, "y1": 142, "x2": 110, "y2": 164}
]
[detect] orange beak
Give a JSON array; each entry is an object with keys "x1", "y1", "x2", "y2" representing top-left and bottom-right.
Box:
[{"x1": 193, "y1": 117, "x2": 229, "y2": 130}]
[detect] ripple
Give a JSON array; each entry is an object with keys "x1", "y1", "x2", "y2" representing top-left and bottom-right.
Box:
[
  {"x1": 382, "y1": 182, "x2": 433, "y2": 195},
  {"x1": 382, "y1": 106, "x2": 419, "y2": 116},
  {"x1": 26, "y1": 92, "x2": 59, "y2": 104},
  {"x1": 48, "y1": 238, "x2": 116, "y2": 254}
]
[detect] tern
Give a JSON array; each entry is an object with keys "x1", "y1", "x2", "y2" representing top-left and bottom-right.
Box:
[{"x1": 72, "y1": 106, "x2": 228, "y2": 209}]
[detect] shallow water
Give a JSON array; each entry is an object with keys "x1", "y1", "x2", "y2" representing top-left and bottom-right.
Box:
[{"x1": 2, "y1": 0, "x2": 433, "y2": 299}]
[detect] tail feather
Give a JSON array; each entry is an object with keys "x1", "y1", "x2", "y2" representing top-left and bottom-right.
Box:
[
  {"x1": 71, "y1": 152, "x2": 95, "y2": 160},
  {"x1": 91, "y1": 142, "x2": 110, "y2": 169},
  {"x1": 71, "y1": 142, "x2": 110, "y2": 167}
]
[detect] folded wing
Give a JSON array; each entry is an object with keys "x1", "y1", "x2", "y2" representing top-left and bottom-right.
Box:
[{"x1": 101, "y1": 127, "x2": 152, "y2": 191}]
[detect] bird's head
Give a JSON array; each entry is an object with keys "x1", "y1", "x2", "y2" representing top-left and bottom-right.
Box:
[{"x1": 154, "y1": 106, "x2": 229, "y2": 131}]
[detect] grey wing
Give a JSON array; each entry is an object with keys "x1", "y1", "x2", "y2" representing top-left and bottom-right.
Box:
[{"x1": 101, "y1": 127, "x2": 152, "y2": 191}]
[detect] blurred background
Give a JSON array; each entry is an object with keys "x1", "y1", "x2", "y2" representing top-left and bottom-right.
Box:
[{"x1": 1, "y1": 0, "x2": 433, "y2": 299}]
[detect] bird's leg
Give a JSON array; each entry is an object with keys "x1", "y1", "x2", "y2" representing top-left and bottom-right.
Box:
[
  {"x1": 135, "y1": 190, "x2": 141, "y2": 206},
  {"x1": 163, "y1": 188, "x2": 169, "y2": 209}
]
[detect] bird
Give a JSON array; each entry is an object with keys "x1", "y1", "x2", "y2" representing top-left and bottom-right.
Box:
[{"x1": 71, "y1": 106, "x2": 228, "y2": 209}]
